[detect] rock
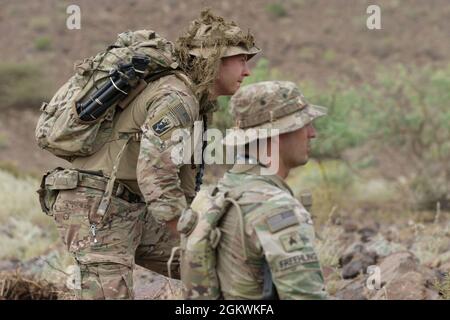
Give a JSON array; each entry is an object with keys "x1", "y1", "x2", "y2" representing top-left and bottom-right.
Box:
[
  {"x1": 339, "y1": 243, "x2": 377, "y2": 279},
  {"x1": 365, "y1": 234, "x2": 407, "y2": 258},
  {"x1": 425, "y1": 288, "x2": 442, "y2": 300},
  {"x1": 439, "y1": 262, "x2": 450, "y2": 274},
  {"x1": 385, "y1": 225, "x2": 400, "y2": 242},
  {"x1": 430, "y1": 251, "x2": 450, "y2": 269},
  {"x1": 343, "y1": 222, "x2": 358, "y2": 233},
  {"x1": 365, "y1": 251, "x2": 440, "y2": 300},
  {"x1": 358, "y1": 227, "x2": 377, "y2": 243},
  {"x1": 342, "y1": 258, "x2": 374, "y2": 279},
  {"x1": 334, "y1": 250, "x2": 441, "y2": 300},
  {"x1": 0, "y1": 259, "x2": 20, "y2": 271},
  {"x1": 373, "y1": 251, "x2": 419, "y2": 287},
  {"x1": 372, "y1": 271, "x2": 427, "y2": 300},
  {"x1": 334, "y1": 276, "x2": 367, "y2": 300}
]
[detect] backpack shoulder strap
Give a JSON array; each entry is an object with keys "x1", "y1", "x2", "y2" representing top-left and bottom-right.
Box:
[
  {"x1": 93, "y1": 132, "x2": 141, "y2": 227},
  {"x1": 117, "y1": 69, "x2": 176, "y2": 110}
]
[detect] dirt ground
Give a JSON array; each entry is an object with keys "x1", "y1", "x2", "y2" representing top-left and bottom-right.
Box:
[
  {"x1": 2, "y1": 0, "x2": 449, "y2": 89},
  {"x1": 1, "y1": 0, "x2": 449, "y2": 174}
]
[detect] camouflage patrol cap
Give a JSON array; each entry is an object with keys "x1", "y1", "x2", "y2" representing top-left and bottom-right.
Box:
[
  {"x1": 178, "y1": 10, "x2": 260, "y2": 60},
  {"x1": 223, "y1": 81, "x2": 327, "y2": 146}
]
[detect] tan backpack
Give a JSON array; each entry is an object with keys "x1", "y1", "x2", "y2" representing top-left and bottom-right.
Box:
[
  {"x1": 35, "y1": 30, "x2": 179, "y2": 162},
  {"x1": 170, "y1": 183, "x2": 312, "y2": 299}
]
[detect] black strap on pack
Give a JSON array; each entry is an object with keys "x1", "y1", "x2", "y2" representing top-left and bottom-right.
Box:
[
  {"x1": 194, "y1": 114, "x2": 208, "y2": 192},
  {"x1": 262, "y1": 260, "x2": 279, "y2": 300},
  {"x1": 144, "y1": 69, "x2": 175, "y2": 83}
]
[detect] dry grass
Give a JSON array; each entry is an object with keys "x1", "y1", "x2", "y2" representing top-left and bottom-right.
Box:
[
  {"x1": 435, "y1": 273, "x2": 450, "y2": 300},
  {"x1": 409, "y1": 220, "x2": 450, "y2": 265},
  {"x1": 0, "y1": 169, "x2": 59, "y2": 261},
  {"x1": 315, "y1": 212, "x2": 346, "y2": 268},
  {"x1": 0, "y1": 271, "x2": 60, "y2": 300}
]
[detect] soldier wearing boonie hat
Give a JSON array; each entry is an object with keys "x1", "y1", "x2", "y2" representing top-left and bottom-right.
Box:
[
  {"x1": 223, "y1": 81, "x2": 326, "y2": 146},
  {"x1": 180, "y1": 81, "x2": 329, "y2": 300}
]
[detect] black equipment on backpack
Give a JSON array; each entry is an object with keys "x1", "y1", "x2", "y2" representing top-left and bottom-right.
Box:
[{"x1": 76, "y1": 55, "x2": 150, "y2": 121}]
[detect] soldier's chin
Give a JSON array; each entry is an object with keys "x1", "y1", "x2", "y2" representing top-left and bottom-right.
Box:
[
  {"x1": 297, "y1": 156, "x2": 309, "y2": 167},
  {"x1": 232, "y1": 82, "x2": 242, "y2": 93}
]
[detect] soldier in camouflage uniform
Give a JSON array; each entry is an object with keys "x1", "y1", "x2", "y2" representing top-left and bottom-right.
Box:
[
  {"x1": 42, "y1": 10, "x2": 260, "y2": 299},
  {"x1": 184, "y1": 81, "x2": 328, "y2": 299}
]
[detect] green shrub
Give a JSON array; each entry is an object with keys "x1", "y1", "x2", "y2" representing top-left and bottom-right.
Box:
[
  {"x1": 35, "y1": 36, "x2": 52, "y2": 51},
  {"x1": 0, "y1": 134, "x2": 7, "y2": 149},
  {"x1": 29, "y1": 17, "x2": 50, "y2": 32},
  {"x1": 303, "y1": 81, "x2": 373, "y2": 159},
  {"x1": 323, "y1": 49, "x2": 336, "y2": 64},
  {"x1": 0, "y1": 63, "x2": 49, "y2": 109},
  {"x1": 265, "y1": 3, "x2": 288, "y2": 17},
  {"x1": 364, "y1": 64, "x2": 450, "y2": 209}
]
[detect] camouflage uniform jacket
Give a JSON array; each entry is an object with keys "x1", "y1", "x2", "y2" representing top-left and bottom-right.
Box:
[
  {"x1": 215, "y1": 162, "x2": 328, "y2": 299},
  {"x1": 73, "y1": 73, "x2": 206, "y2": 222}
]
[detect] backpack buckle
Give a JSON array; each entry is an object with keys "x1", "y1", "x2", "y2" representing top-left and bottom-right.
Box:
[{"x1": 115, "y1": 183, "x2": 124, "y2": 198}]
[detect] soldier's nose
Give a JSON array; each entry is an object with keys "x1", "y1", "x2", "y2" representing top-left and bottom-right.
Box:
[{"x1": 307, "y1": 124, "x2": 316, "y2": 139}]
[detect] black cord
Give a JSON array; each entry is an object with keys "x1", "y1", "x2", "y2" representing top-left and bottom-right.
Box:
[{"x1": 195, "y1": 114, "x2": 208, "y2": 192}]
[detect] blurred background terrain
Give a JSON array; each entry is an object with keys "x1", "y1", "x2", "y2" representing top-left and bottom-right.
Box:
[{"x1": 0, "y1": 0, "x2": 449, "y2": 299}]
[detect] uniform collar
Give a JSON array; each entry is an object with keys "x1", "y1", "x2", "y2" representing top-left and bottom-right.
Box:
[{"x1": 229, "y1": 155, "x2": 294, "y2": 196}]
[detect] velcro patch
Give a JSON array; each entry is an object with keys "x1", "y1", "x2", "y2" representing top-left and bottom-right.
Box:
[
  {"x1": 168, "y1": 101, "x2": 191, "y2": 127},
  {"x1": 265, "y1": 210, "x2": 298, "y2": 233},
  {"x1": 151, "y1": 115, "x2": 174, "y2": 136},
  {"x1": 278, "y1": 252, "x2": 318, "y2": 271},
  {"x1": 280, "y1": 231, "x2": 306, "y2": 252}
]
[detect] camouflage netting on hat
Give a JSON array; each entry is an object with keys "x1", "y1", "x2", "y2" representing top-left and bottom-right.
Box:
[{"x1": 175, "y1": 9, "x2": 257, "y2": 104}]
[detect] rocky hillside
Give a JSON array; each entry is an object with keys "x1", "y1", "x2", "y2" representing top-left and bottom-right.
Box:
[{"x1": 2, "y1": 0, "x2": 449, "y2": 90}]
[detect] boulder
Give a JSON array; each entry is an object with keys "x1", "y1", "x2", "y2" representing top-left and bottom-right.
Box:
[
  {"x1": 358, "y1": 227, "x2": 378, "y2": 243},
  {"x1": 366, "y1": 251, "x2": 440, "y2": 300},
  {"x1": 439, "y1": 262, "x2": 450, "y2": 274},
  {"x1": 333, "y1": 250, "x2": 441, "y2": 300},
  {"x1": 334, "y1": 276, "x2": 367, "y2": 300},
  {"x1": 371, "y1": 271, "x2": 427, "y2": 300},
  {"x1": 339, "y1": 243, "x2": 377, "y2": 279},
  {"x1": 376, "y1": 251, "x2": 419, "y2": 285},
  {"x1": 365, "y1": 234, "x2": 407, "y2": 258}
]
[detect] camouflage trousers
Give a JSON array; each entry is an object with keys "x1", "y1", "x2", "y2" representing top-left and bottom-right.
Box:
[{"x1": 51, "y1": 186, "x2": 179, "y2": 300}]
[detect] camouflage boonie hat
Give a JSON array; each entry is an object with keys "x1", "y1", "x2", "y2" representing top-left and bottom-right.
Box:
[
  {"x1": 223, "y1": 81, "x2": 327, "y2": 146},
  {"x1": 181, "y1": 10, "x2": 260, "y2": 60}
]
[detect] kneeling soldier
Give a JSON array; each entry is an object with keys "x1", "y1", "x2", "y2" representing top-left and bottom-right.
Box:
[{"x1": 178, "y1": 81, "x2": 328, "y2": 299}]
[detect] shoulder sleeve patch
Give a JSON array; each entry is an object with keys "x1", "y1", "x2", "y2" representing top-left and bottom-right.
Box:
[
  {"x1": 167, "y1": 96, "x2": 192, "y2": 127},
  {"x1": 279, "y1": 231, "x2": 309, "y2": 252},
  {"x1": 265, "y1": 210, "x2": 299, "y2": 234},
  {"x1": 146, "y1": 92, "x2": 194, "y2": 141},
  {"x1": 151, "y1": 115, "x2": 174, "y2": 136}
]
